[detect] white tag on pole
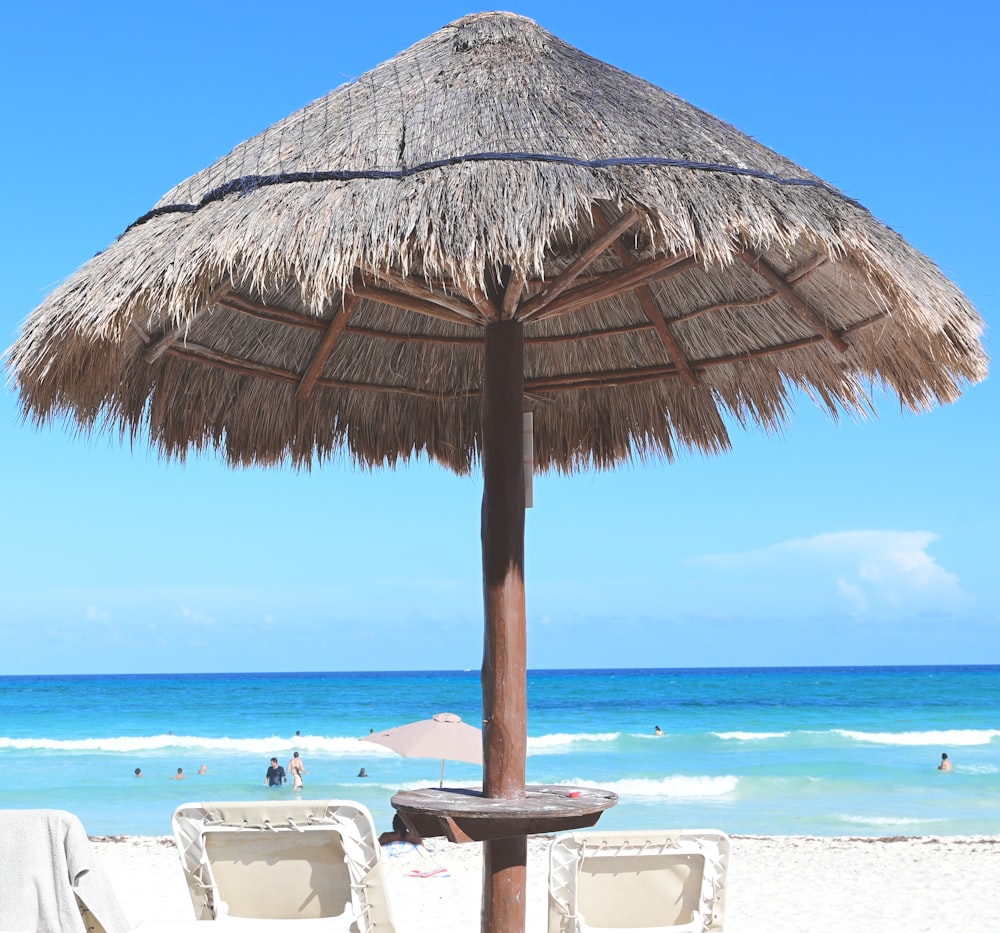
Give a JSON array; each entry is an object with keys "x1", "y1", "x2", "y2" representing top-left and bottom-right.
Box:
[{"x1": 523, "y1": 411, "x2": 534, "y2": 509}]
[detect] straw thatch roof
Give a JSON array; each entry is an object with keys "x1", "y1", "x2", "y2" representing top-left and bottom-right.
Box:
[{"x1": 7, "y1": 12, "x2": 987, "y2": 473}]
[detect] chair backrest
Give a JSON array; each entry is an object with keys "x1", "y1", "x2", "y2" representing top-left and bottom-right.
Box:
[
  {"x1": 171, "y1": 800, "x2": 395, "y2": 931},
  {"x1": 548, "y1": 829, "x2": 730, "y2": 932}
]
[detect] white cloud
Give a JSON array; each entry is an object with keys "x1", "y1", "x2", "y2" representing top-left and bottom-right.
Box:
[
  {"x1": 835, "y1": 577, "x2": 868, "y2": 614},
  {"x1": 687, "y1": 530, "x2": 969, "y2": 620},
  {"x1": 176, "y1": 604, "x2": 215, "y2": 626}
]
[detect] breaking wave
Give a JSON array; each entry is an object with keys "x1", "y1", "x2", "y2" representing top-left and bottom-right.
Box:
[
  {"x1": 527, "y1": 732, "x2": 620, "y2": 753},
  {"x1": 713, "y1": 731, "x2": 790, "y2": 741},
  {"x1": 834, "y1": 729, "x2": 1000, "y2": 747},
  {"x1": 569, "y1": 775, "x2": 738, "y2": 798},
  {"x1": 0, "y1": 734, "x2": 385, "y2": 755}
]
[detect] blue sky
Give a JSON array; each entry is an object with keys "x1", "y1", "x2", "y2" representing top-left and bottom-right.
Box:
[{"x1": 1, "y1": 1, "x2": 996, "y2": 675}]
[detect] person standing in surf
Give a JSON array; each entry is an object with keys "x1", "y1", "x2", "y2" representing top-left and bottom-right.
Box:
[
  {"x1": 265, "y1": 757, "x2": 286, "y2": 786},
  {"x1": 287, "y1": 751, "x2": 308, "y2": 790}
]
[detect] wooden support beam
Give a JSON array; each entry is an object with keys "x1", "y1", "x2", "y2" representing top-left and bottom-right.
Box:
[
  {"x1": 129, "y1": 321, "x2": 152, "y2": 345},
  {"x1": 345, "y1": 321, "x2": 673, "y2": 347},
  {"x1": 787, "y1": 253, "x2": 829, "y2": 283},
  {"x1": 526, "y1": 322, "x2": 655, "y2": 344},
  {"x1": 517, "y1": 209, "x2": 639, "y2": 320},
  {"x1": 353, "y1": 283, "x2": 481, "y2": 328},
  {"x1": 161, "y1": 293, "x2": 879, "y2": 405},
  {"x1": 843, "y1": 310, "x2": 890, "y2": 335},
  {"x1": 371, "y1": 269, "x2": 487, "y2": 323},
  {"x1": 501, "y1": 267, "x2": 527, "y2": 320},
  {"x1": 483, "y1": 836, "x2": 527, "y2": 933},
  {"x1": 668, "y1": 256, "x2": 827, "y2": 326},
  {"x1": 219, "y1": 294, "x2": 326, "y2": 331},
  {"x1": 314, "y1": 375, "x2": 472, "y2": 400},
  {"x1": 525, "y1": 334, "x2": 831, "y2": 394},
  {"x1": 526, "y1": 362, "x2": 680, "y2": 393},
  {"x1": 683, "y1": 335, "x2": 831, "y2": 368},
  {"x1": 164, "y1": 341, "x2": 298, "y2": 384},
  {"x1": 348, "y1": 321, "x2": 663, "y2": 347},
  {"x1": 481, "y1": 320, "x2": 527, "y2": 802},
  {"x1": 295, "y1": 294, "x2": 359, "y2": 403},
  {"x1": 631, "y1": 288, "x2": 699, "y2": 386},
  {"x1": 671, "y1": 293, "x2": 775, "y2": 325},
  {"x1": 593, "y1": 206, "x2": 698, "y2": 387},
  {"x1": 345, "y1": 325, "x2": 484, "y2": 346},
  {"x1": 342, "y1": 330, "x2": 845, "y2": 395},
  {"x1": 348, "y1": 321, "x2": 667, "y2": 346},
  {"x1": 480, "y1": 318, "x2": 528, "y2": 933},
  {"x1": 146, "y1": 322, "x2": 191, "y2": 363},
  {"x1": 164, "y1": 343, "x2": 470, "y2": 401},
  {"x1": 739, "y1": 252, "x2": 849, "y2": 352},
  {"x1": 145, "y1": 286, "x2": 230, "y2": 363},
  {"x1": 522, "y1": 254, "x2": 696, "y2": 324},
  {"x1": 466, "y1": 282, "x2": 500, "y2": 321}
]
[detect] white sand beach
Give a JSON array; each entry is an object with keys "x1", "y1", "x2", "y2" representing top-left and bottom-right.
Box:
[{"x1": 94, "y1": 832, "x2": 1000, "y2": 932}]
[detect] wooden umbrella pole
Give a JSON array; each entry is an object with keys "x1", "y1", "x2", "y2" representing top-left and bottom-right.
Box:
[{"x1": 480, "y1": 319, "x2": 528, "y2": 933}]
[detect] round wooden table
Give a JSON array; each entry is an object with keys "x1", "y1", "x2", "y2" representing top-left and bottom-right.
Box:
[{"x1": 391, "y1": 784, "x2": 618, "y2": 844}]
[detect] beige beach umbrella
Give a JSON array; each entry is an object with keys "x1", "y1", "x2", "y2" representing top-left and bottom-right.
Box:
[
  {"x1": 362, "y1": 712, "x2": 483, "y2": 788},
  {"x1": 6, "y1": 13, "x2": 987, "y2": 933}
]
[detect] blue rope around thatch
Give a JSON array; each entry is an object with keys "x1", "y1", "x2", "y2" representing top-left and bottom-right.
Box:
[{"x1": 123, "y1": 151, "x2": 859, "y2": 235}]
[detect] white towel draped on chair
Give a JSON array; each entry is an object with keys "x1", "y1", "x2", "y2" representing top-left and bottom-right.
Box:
[{"x1": 0, "y1": 809, "x2": 132, "y2": 933}]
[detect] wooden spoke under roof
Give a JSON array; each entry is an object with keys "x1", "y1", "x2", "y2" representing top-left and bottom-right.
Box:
[{"x1": 142, "y1": 215, "x2": 861, "y2": 406}]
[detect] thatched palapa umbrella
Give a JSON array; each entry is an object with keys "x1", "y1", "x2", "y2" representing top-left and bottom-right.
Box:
[{"x1": 7, "y1": 12, "x2": 987, "y2": 933}]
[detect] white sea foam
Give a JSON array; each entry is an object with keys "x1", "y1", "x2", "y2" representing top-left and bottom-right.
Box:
[
  {"x1": 527, "y1": 732, "x2": 619, "y2": 753},
  {"x1": 713, "y1": 731, "x2": 789, "y2": 741},
  {"x1": 834, "y1": 729, "x2": 1000, "y2": 747},
  {"x1": 0, "y1": 734, "x2": 395, "y2": 755},
  {"x1": 394, "y1": 778, "x2": 482, "y2": 792},
  {"x1": 569, "y1": 775, "x2": 738, "y2": 798},
  {"x1": 838, "y1": 814, "x2": 947, "y2": 827}
]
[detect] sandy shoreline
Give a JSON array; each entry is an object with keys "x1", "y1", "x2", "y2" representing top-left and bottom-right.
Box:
[{"x1": 92, "y1": 832, "x2": 1000, "y2": 932}]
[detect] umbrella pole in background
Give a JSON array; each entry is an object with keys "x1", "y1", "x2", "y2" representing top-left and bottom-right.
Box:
[{"x1": 480, "y1": 317, "x2": 528, "y2": 933}]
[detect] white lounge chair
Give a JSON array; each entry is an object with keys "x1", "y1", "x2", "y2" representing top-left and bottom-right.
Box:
[
  {"x1": 171, "y1": 800, "x2": 395, "y2": 931},
  {"x1": 0, "y1": 808, "x2": 132, "y2": 933},
  {"x1": 548, "y1": 829, "x2": 730, "y2": 933}
]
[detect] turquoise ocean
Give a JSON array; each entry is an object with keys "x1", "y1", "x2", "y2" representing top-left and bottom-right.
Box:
[{"x1": 1, "y1": 666, "x2": 998, "y2": 838}]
